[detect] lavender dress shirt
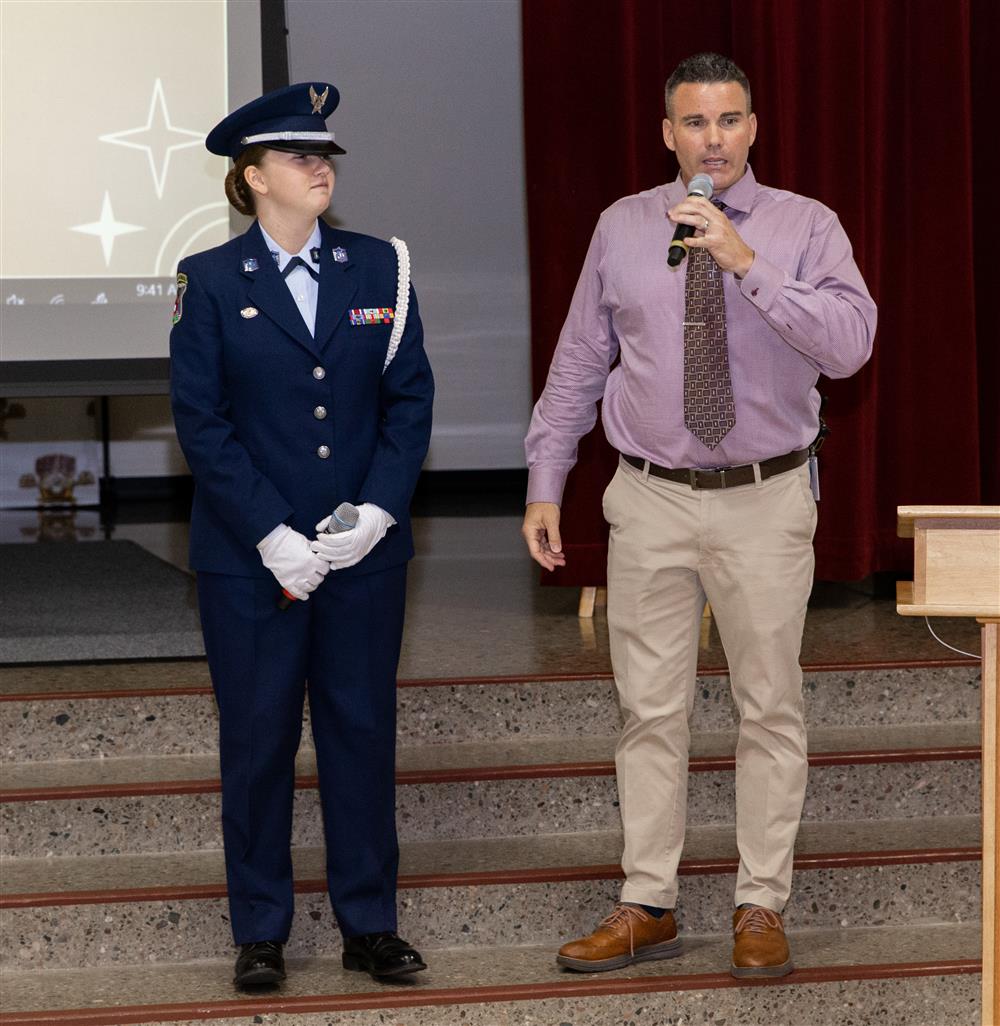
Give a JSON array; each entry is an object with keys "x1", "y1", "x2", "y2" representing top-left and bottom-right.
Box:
[{"x1": 525, "y1": 167, "x2": 877, "y2": 505}]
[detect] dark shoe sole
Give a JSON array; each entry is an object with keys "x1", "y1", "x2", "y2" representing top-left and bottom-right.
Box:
[
  {"x1": 234, "y1": 966, "x2": 286, "y2": 987},
  {"x1": 556, "y1": 936, "x2": 683, "y2": 973},
  {"x1": 342, "y1": 953, "x2": 427, "y2": 979},
  {"x1": 731, "y1": 959, "x2": 794, "y2": 979}
]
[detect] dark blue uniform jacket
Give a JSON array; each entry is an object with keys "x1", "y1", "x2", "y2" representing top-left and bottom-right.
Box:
[{"x1": 170, "y1": 219, "x2": 434, "y2": 579}]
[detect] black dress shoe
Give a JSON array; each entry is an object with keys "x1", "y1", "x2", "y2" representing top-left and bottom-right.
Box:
[
  {"x1": 342, "y1": 931, "x2": 427, "y2": 979},
  {"x1": 234, "y1": 940, "x2": 286, "y2": 987}
]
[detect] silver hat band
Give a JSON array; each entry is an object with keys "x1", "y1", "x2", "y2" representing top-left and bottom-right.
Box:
[{"x1": 239, "y1": 131, "x2": 336, "y2": 145}]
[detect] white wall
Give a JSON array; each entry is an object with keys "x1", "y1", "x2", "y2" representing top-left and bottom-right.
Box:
[{"x1": 286, "y1": 0, "x2": 532, "y2": 470}]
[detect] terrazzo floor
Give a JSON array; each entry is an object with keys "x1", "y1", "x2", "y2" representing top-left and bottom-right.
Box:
[
  {"x1": 0, "y1": 514, "x2": 982, "y2": 679},
  {"x1": 0, "y1": 922, "x2": 981, "y2": 1014},
  {"x1": 2, "y1": 815, "x2": 979, "y2": 896}
]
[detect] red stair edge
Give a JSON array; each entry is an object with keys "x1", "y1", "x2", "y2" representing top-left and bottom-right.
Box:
[
  {"x1": 0, "y1": 959, "x2": 981, "y2": 1026},
  {"x1": 0, "y1": 847, "x2": 981, "y2": 910},
  {"x1": 0, "y1": 745, "x2": 981, "y2": 803},
  {"x1": 0, "y1": 656, "x2": 980, "y2": 702}
]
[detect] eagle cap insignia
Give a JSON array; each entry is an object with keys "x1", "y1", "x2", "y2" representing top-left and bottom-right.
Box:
[{"x1": 309, "y1": 85, "x2": 329, "y2": 115}]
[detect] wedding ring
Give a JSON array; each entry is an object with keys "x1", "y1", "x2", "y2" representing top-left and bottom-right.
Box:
[{"x1": 703, "y1": 217, "x2": 710, "y2": 231}]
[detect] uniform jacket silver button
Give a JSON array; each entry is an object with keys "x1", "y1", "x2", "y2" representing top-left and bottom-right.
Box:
[
  {"x1": 312, "y1": 366, "x2": 326, "y2": 380},
  {"x1": 317, "y1": 445, "x2": 331, "y2": 459},
  {"x1": 313, "y1": 406, "x2": 327, "y2": 420}
]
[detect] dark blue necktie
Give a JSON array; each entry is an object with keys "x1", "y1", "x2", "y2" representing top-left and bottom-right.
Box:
[{"x1": 281, "y1": 256, "x2": 319, "y2": 282}]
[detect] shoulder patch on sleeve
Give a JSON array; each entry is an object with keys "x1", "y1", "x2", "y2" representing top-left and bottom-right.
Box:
[{"x1": 172, "y1": 272, "x2": 188, "y2": 325}]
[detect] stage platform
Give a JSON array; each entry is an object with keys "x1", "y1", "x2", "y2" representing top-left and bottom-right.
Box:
[
  {"x1": 0, "y1": 513, "x2": 983, "y2": 676},
  {"x1": 0, "y1": 513, "x2": 984, "y2": 1025}
]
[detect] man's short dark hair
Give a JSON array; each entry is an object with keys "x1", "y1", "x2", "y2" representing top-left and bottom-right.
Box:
[{"x1": 664, "y1": 52, "x2": 751, "y2": 118}]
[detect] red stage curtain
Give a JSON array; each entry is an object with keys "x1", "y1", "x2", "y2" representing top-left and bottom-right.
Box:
[{"x1": 523, "y1": 0, "x2": 998, "y2": 584}]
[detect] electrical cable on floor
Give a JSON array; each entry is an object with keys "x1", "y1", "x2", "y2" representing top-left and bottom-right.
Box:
[{"x1": 924, "y1": 616, "x2": 979, "y2": 659}]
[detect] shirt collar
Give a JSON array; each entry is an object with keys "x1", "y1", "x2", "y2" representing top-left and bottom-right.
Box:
[
  {"x1": 258, "y1": 221, "x2": 322, "y2": 271},
  {"x1": 665, "y1": 164, "x2": 758, "y2": 214}
]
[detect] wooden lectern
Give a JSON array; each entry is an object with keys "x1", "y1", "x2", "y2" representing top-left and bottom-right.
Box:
[{"x1": 897, "y1": 506, "x2": 1000, "y2": 1025}]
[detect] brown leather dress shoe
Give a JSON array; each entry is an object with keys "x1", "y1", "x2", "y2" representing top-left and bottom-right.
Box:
[
  {"x1": 731, "y1": 906, "x2": 793, "y2": 978},
  {"x1": 556, "y1": 903, "x2": 682, "y2": 972}
]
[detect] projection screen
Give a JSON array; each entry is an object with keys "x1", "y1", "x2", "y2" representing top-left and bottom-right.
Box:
[{"x1": 0, "y1": 0, "x2": 261, "y2": 367}]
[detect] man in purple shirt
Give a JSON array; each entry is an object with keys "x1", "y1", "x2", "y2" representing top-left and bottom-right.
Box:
[{"x1": 522, "y1": 53, "x2": 875, "y2": 978}]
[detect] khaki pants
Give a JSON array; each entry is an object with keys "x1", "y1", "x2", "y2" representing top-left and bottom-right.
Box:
[{"x1": 604, "y1": 456, "x2": 817, "y2": 912}]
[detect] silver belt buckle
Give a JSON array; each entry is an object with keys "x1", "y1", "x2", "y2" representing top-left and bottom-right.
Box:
[{"x1": 690, "y1": 467, "x2": 727, "y2": 489}]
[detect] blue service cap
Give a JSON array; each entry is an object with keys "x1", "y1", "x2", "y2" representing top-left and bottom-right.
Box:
[{"x1": 206, "y1": 82, "x2": 346, "y2": 159}]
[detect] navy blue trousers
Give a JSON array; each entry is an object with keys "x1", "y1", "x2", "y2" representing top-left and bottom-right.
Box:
[{"x1": 197, "y1": 564, "x2": 406, "y2": 944}]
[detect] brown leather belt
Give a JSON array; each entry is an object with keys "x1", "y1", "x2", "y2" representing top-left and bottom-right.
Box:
[{"x1": 621, "y1": 449, "x2": 809, "y2": 490}]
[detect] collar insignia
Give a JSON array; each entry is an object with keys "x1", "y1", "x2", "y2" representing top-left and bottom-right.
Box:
[
  {"x1": 241, "y1": 258, "x2": 259, "y2": 273},
  {"x1": 332, "y1": 246, "x2": 348, "y2": 263},
  {"x1": 310, "y1": 247, "x2": 321, "y2": 263},
  {"x1": 309, "y1": 85, "x2": 329, "y2": 115}
]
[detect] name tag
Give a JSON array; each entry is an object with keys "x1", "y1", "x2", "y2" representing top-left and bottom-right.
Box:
[{"x1": 349, "y1": 307, "x2": 394, "y2": 326}]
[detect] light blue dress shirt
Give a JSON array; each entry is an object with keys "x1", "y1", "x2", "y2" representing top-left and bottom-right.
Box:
[{"x1": 259, "y1": 221, "x2": 321, "y2": 336}]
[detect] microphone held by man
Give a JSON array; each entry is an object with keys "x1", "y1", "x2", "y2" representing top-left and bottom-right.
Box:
[{"x1": 667, "y1": 172, "x2": 714, "y2": 266}]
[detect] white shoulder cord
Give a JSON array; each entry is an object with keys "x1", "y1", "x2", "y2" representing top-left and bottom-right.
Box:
[{"x1": 384, "y1": 237, "x2": 410, "y2": 373}]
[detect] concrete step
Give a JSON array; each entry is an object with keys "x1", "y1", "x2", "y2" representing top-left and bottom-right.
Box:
[
  {"x1": 0, "y1": 660, "x2": 214, "y2": 700},
  {"x1": 3, "y1": 816, "x2": 979, "y2": 899},
  {"x1": 3, "y1": 859, "x2": 981, "y2": 970},
  {"x1": 0, "y1": 923, "x2": 981, "y2": 1025},
  {"x1": 1, "y1": 728, "x2": 979, "y2": 858},
  {"x1": 0, "y1": 817, "x2": 980, "y2": 970},
  {"x1": 0, "y1": 652, "x2": 980, "y2": 701},
  {"x1": 0, "y1": 718, "x2": 979, "y2": 794},
  {"x1": 1, "y1": 665, "x2": 982, "y2": 764}
]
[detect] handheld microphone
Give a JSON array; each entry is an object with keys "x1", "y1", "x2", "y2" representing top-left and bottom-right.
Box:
[
  {"x1": 277, "y1": 501, "x2": 360, "y2": 610},
  {"x1": 667, "y1": 173, "x2": 714, "y2": 267}
]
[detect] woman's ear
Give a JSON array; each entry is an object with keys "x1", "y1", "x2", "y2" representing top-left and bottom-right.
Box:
[{"x1": 244, "y1": 164, "x2": 267, "y2": 197}]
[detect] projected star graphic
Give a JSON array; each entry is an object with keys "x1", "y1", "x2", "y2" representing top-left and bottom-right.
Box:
[
  {"x1": 99, "y1": 79, "x2": 206, "y2": 200},
  {"x1": 71, "y1": 192, "x2": 145, "y2": 266},
  {"x1": 3, "y1": 0, "x2": 229, "y2": 280}
]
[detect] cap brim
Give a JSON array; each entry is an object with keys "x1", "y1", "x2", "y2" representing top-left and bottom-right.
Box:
[{"x1": 262, "y1": 140, "x2": 346, "y2": 156}]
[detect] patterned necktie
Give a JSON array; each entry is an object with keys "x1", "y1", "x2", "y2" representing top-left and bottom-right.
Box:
[{"x1": 682, "y1": 229, "x2": 736, "y2": 450}]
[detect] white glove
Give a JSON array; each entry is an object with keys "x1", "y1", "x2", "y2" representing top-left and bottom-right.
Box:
[
  {"x1": 257, "y1": 523, "x2": 331, "y2": 600},
  {"x1": 310, "y1": 503, "x2": 394, "y2": 570}
]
